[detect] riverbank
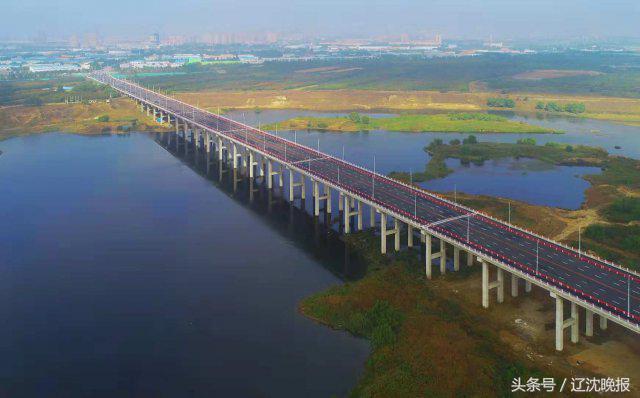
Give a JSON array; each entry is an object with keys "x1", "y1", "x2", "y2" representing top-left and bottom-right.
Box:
[
  {"x1": 175, "y1": 89, "x2": 640, "y2": 126},
  {"x1": 0, "y1": 98, "x2": 168, "y2": 141},
  {"x1": 262, "y1": 113, "x2": 558, "y2": 134},
  {"x1": 300, "y1": 191, "x2": 640, "y2": 395}
]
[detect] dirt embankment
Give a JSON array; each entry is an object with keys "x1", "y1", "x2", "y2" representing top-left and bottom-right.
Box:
[{"x1": 0, "y1": 98, "x2": 168, "y2": 139}]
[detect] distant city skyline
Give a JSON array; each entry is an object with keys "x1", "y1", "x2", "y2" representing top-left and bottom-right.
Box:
[{"x1": 1, "y1": 0, "x2": 639, "y2": 42}]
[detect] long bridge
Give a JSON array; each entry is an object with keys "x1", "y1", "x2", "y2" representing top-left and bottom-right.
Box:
[{"x1": 90, "y1": 71, "x2": 639, "y2": 350}]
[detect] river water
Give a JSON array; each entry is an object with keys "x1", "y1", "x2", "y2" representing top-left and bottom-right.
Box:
[
  {"x1": 0, "y1": 133, "x2": 370, "y2": 397},
  {"x1": 226, "y1": 109, "x2": 640, "y2": 209}
]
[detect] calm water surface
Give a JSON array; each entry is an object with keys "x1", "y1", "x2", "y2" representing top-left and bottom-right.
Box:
[
  {"x1": 0, "y1": 133, "x2": 370, "y2": 397},
  {"x1": 226, "y1": 109, "x2": 638, "y2": 209}
]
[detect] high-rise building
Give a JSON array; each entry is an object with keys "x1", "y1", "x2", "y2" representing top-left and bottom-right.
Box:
[{"x1": 149, "y1": 33, "x2": 160, "y2": 46}]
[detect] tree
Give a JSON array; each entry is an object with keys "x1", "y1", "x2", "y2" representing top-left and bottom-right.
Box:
[
  {"x1": 545, "y1": 102, "x2": 562, "y2": 112},
  {"x1": 535, "y1": 101, "x2": 545, "y2": 110},
  {"x1": 563, "y1": 103, "x2": 586, "y2": 114},
  {"x1": 517, "y1": 138, "x2": 536, "y2": 145},
  {"x1": 361, "y1": 115, "x2": 370, "y2": 124},
  {"x1": 487, "y1": 97, "x2": 515, "y2": 108},
  {"x1": 449, "y1": 139, "x2": 461, "y2": 145},
  {"x1": 462, "y1": 135, "x2": 477, "y2": 145}
]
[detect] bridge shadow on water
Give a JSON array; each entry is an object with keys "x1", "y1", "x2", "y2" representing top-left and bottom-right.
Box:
[{"x1": 152, "y1": 132, "x2": 369, "y2": 282}]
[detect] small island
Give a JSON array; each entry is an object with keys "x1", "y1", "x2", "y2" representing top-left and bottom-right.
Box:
[
  {"x1": 263, "y1": 112, "x2": 559, "y2": 134},
  {"x1": 388, "y1": 137, "x2": 612, "y2": 182}
]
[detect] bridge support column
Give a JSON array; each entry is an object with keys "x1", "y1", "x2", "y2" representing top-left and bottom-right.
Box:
[
  {"x1": 249, "y1": 152, "x2": 258, "y2": 178},
  {"x1": 453, "y1": 246, "x2": 460, "y2": 271},
  {"x1": 343, "y1": 196, "x2": 359, "y2": 234},
  {"x1": 482, "y1": 261, "x2": 504, "y2": 308},
  {"x1": 338, "y1": 192, "x2": 344, "y2": 211},
  {"x1": 267, "y1": 160, "x2": 273, "y2": 189},
  {"x1": 600, "y1": 315, "x2": 608, "y2": 330},
  {"x1": 407, "y1": 225, "x2": 414, "y2": 248},
  {"x1": 467, "y1": 251, "x2": 474, "y2": 266},
  {"x1": 439, "y1": 239, "x2": 447, "y2": 275},
  {"x1": 525, "y1": 280, "x2": 532, "y2": 293},
  {"x1": 217, "y1": 137, "x2": 225, "y2": 160},
  {"x1": 511, "y1": 274, "x2": 519, "y2": 297},
  {"x1": 325, "y1": 188, "x2": 332, "y2": 216},
  {"x1": 313, "y1": 180, "x2": 320, "y2": 216},
  {"x1": 380, "y1": 214, "x2": 400, "y2": 254},
  {"x1": 232, "y1": 144, "x2": 239, "y2": 169},
  {"x1": 312, "y1": 181, "x2": 331, "y2": 216},
  {"x1": 424, "y1": 232, "x2": 432, "y2": 279},
  {"x1": 289, "y1": 171, "x2": 305, "y2": 201},
  {"x1": 205, "y1": 132, "x2": 211, "y2": 156},
  {"x1": 554, "y1": 295, "x2": 579, "y2": 351},
  {"x1": 585, "y1": 310, "x2": 594, "y2": 337},
  {"x1": 184, "y1": 124, "x2": 190, "y2": 155},
  {"x1": 370, "y1": 206, "x2": 376, "y2": 228}
]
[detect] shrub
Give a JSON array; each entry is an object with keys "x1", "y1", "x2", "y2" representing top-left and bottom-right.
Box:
[
  {"x1": 563, "y1": 102, "x2": 586, "y2": 114},
  {"x1": 517, "y1": 138, "x2": 536, "y2": 145},
  {"x1": 348, "y1": 112, "x2": 361, "y2": 123},
  {"x1": 462, "y1": 135, "x2": 478, "y2": 145},
  {"x1": 487, "y1": 97, "x2": 515, "y2": 108},
  {"x1": 370, "y1": 324, "x2": 396, "y2": 349},
  {"x1": 449, "y1": 139, "x2": 461, "y2": 145},
  {"x1": 96, "y1": 114, "x2": 110, "y2": 122},
  {"x1": 361, "y1": 115, "x2": 370, "y2": 124}
]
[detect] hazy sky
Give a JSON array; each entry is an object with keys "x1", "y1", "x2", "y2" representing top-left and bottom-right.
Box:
[{"x1": 2, "y1": 0, "x2": 639, "y2": 40}]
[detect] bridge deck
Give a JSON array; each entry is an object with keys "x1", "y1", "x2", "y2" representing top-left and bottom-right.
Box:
[{"x1": 90, "y1": 72, "x2": 639, "y2": 330}]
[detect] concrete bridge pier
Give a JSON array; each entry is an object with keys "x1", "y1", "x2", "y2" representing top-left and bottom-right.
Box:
[
  {"x1": 338, "y1": 192, "x2": 344, "y2": 212},
  {"x1": 343, "y1": 196, "x2": 360, "y2": 234},
  {"x1": 439, "y1": 239, "x2": 447, "y2": 275},
  {"x1": 407, "y1": 225, "x2": 414, "y2": 248},
  {"x1": 481, "y1": 260, "x2": 504, "y2": 308},
  {"x1": 467, "y1": 251, "x2": 474, "y2": 266},
  {"x1": 217, "y1": 137, "x2": 226, "y2": 161},
  {"x1": 380, "y1": 213, "x2": 400, "y2": 254},
  {"x1": 288, "y1": 169, "x2": 305, "y2": 202},
  {"x1": 248, "y1": 151, "x2": 258, "y2": 178},
  {"x1": 184, "y1": 123, "x2": 191, "y2": 155},
  {"x1": 370, "y1": 206, "x2": 377, "y2": 228},
  {"x1": 266, "y1": 160, "x2": 282, "y2": 189},
  {"x1": 453, "y1": 246, "x2": 460, "y2": 271},
  {"x1": 554, "y1": 294, "x2": 579, "y2": 351},
  {"x1": 511, "y1": 275, "x2": 519, "y2": 297},
  {"x1": 525, "y1": 280, "x2": 532, "y2": 293},
  {"x1": 585, "y1": 310, "x2": 594, "y2": 337},
  {"x1": 312, "y1": 180, "x2": 331, "y2": 217},
  {"x1": 232, "y1": 144, "x2": 240, "y2": 169},
  {"x1": 204, "y1": 132, "x2": 211, "y2": 156},
  {"x1": 600, "y1": 316, "x2": 608, "y2": 330}
]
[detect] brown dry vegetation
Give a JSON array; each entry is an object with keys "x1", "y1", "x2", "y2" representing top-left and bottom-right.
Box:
[
  {"x1": 176, "y1": 89, "x2": 640, "y2": 125},
  {"x1": 0, "y1": 98, "x2": 168, "y2": 140},
  {"x1": 513, "y1": 69, "x2": 603, "y2": 80}
]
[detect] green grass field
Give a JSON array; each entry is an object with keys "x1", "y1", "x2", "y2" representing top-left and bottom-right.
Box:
[{"x1": 264, "y1": 113, "x2": 557, "y2": 134}]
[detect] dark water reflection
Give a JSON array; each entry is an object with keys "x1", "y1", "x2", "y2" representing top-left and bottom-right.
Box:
[{"x1": 0, "y1": 133, "x2": 369, "y2": 398}]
